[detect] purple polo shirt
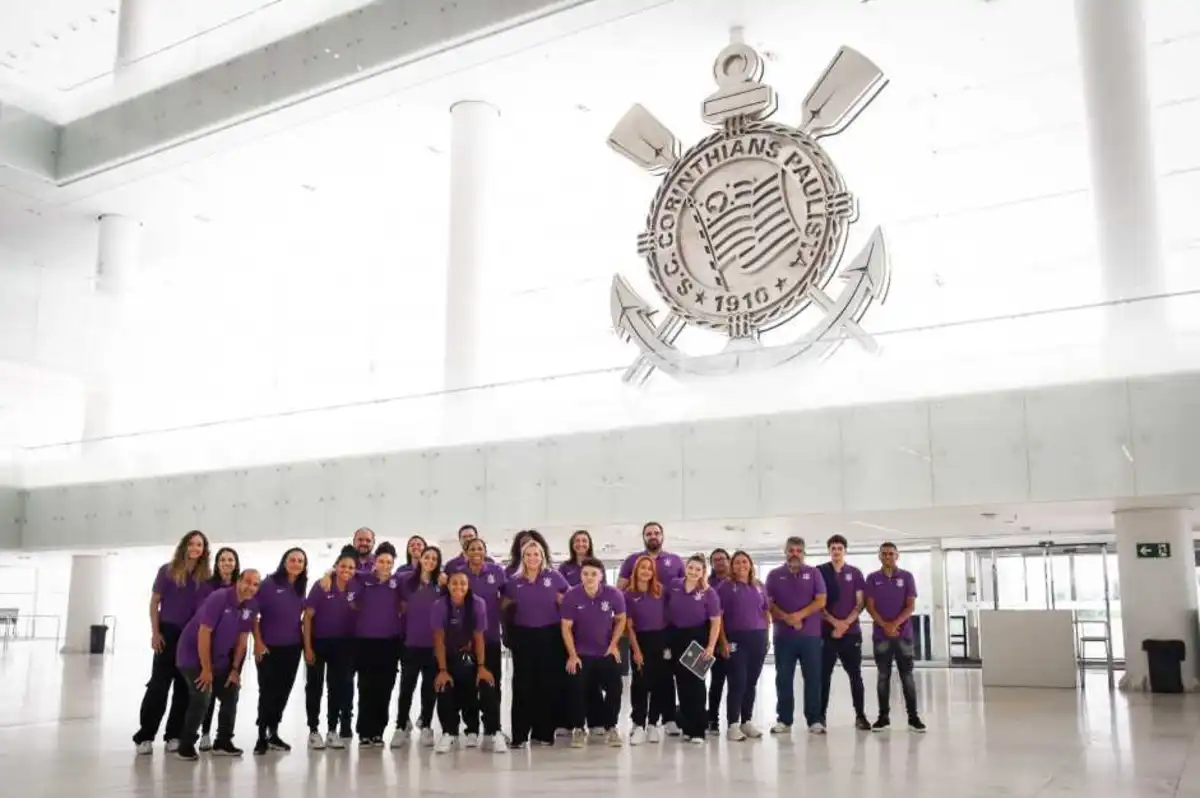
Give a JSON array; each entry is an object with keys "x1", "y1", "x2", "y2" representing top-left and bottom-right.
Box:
[
  {"x1": 255, "y1": 574, "x2": 305, "y2": 647},
  {"x1": 177, "y1": 587, "x2": 256, "y2": 672},
  {"x1": 400, "y1": 577, "x2": 444, "y2": 648},
  {"x1": 717, "y1": 580, "x2": 769, "y2": 633},
  {"x1": 865, "y1": 568, "x2": 917, "y2": 642},
  {"x1": 431, "y1": 595, "x2": 488, "y2": 653},
  {"x1": 561, "y1": 585, "x2": 626, "y2": 658},
  {"x1": 821, "y1": 563, "x2": 867, "y2": 636},
  {"x1": 709, "y1": 573, "x2": 728, "y2": 590},
  {"x1": 664, "y1": 579, "x2": 721, "y2": 629},
  {"x1": 355, "y1": 574, "x2": 402, "y2": 639},
  {"x1": 618, "y1": 551, "x2": 684, "y2": 585},
  {"x1": 503, "y1": 570, "x2": 569, "y2": 628},
  {"x1": 558, "y1": 561, "x2": 608, "y2": 587},
  {"x1": 766, "y1": 564, "x2": 827, "y2": 639},
  {"x1": 355, "y1": 555, "x2": 375, "y2": 576},
  {"x1": 198, "y1": 578, "x2": 234, "y2": 605},
  {"x1": 305, "y1": 579, "x2": 359, "y2": 639},
  {"x1": 444, "y1": 554, "x2": 497, "y2": 575},
  {"x1": 624, "y1": 590, "x2": 667, "y2": 633},
  {"x1": 459, "y1": 562, "x2": 507, "y2": 642},
  {"x1": 152, "y1": 564, "x2": 204, "y2": 627}
]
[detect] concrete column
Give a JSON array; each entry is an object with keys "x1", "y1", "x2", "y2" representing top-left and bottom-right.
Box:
[
  {"x1": 115, "y1": 0, "x2": 150, "y2": 72},
  {"x1": 928, "y1": 543, "x2": 949, "y2": 662},
  {"x1": 62, "y1": 554, "x2": 109, "y2": 653},
  {"x1": 1074, "y1": 0, "x2": 1167, "y2": 334},
  {"x1": 1114, "y1": 507, "x2": 1198, "y2": 691},
  {"x1": 442, "y1": 100, "x2": 499, "y2": 392}
]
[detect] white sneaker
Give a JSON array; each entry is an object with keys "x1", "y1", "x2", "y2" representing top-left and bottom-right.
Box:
[
  {"x1": 740, "y1": 722, "x2": 762, "y2": 739},
  {"x1": 389, "y1": 728, "x2": 409, "y2": 749},
  {"x1": 630, "y1": 726, "x2": 647, "y2": 746},
  {"x1": 480, "y1": 735, "x2": 493, "y2": 752},
  {"x1": 464, "y1": 733, "x2": 480, "y2": 749},
  {"x1": 664, "y1": 721, "x2": 681, "y2": 737},
  {"x1": 809, "y1": 723, "x2": 827, "y2": 735},
  {"x1": 589, "y1": 727, "x2": 605, "y2": 739},
  {"x1": 434, "y1": 734, "x2": 455, "y2": 754},
  {"x1": 606, "y1": 728, "x2": 623, "y2": 747},
  {"x1": 570, "y1": 729, "x2": 586, "y2": 748},
  {"x1": 165, "y1": 739, "x2": 180, "y2": 753},
  {"x1": 491, "y1": 733, "x2": 508, "y2": 753},
  {"x1": 770, "y1": 722, "x2": 791, "y2": 734},
  {"x1": 687, "y1": 736, "x2": 705, "y2": 745},
  {"x1": 135, "y1": 741, "x2": 153, "y2": 756},
  {"x1": 555, "y1": 727, "x2": 570, "y2": 738},
  {"x1": 326, "y1": 732, "x2": 343, "y2": 749},
  {"x1": 419, "y1": 728, "x2": 435, "y2": 747},
  {"x1": 727, "y1": 725, "x2": 746, "y2": 742},
  {"x1": 646, "y1": 725, "x2": 662, "y2": 743},
  {"x1": 308, "y1": 731, "x2": 325, "y2": 750},
  {"x1": 198, "y1": 733, "x2": 212, "y2": 752}
]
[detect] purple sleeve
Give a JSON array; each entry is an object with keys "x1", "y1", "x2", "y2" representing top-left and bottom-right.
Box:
[
  {"x1": 502, "y1": 580, "x2": 517, "y2": 600},
  {"x1": 497, "y1": 568, "x2": 508, "y2": 591},
  {"x1": 716, "y1": 583, "x2": 731, "y2": 615},
  {"x1": 560, "y1": 596, "x2": 578, "y2": 624},
  {"x1": 430, "y1": 598, "x2": 447, "y2": 631},
  {"x1": 304, "y1": 583, "x2": 321, "y2": 611},
  {"x1": 610, "y1": 589, "x2": 627, "y2": 615},
  {"x1": 764, "y1": 572, "x2": 777, "y2": 602},
  {"x1": 853, "y1": 568, "x2": 867, "y2": 592},
  {"x1": 474, "y1": 597, "x2": 488, "y2": 633},
  {"x1": 758, "y1": 585, "x2": 769, "y2": 613},
  {"x1": 813, "y1": 569, "x2": 827, "y2": 596},
  {"x1": 907, "y1": 573, "x2": 918, "y2": 600},
  {"x1": 618, "y1": 554, "x2": 636, "y2": 580},
  {"x1": 863, "y1": 574, "x2": 876, "y2": 601},
  {"x1": 152, "y1": 565, "x2": 169, "y2": 595},
  {"x1": 552, "y1": 571, "x2": 570, "y2": 593},
  {"x1": 707, "y1": 588, "x2": 722, "y2": 617}
]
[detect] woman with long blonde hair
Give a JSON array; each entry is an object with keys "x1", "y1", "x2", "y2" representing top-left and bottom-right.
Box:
[
  {"x1": 624, "y1": 554, "x2": 672, "y2": 744},
  {"x1": 132, "y1": 530, "x2": 212, "y2": 754},
  {"x1": 717, "y1": 551, "x2": 770, "y2": 741}
]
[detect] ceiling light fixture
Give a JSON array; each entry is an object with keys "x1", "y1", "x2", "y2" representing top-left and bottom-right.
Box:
[{"x1": 850, "y1": 520, "x2": 905, "y2": 535}]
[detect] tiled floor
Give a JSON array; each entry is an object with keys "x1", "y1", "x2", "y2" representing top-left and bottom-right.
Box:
[{"x1": 2, "y1": 642, "x2": 1199, "y2": 798}]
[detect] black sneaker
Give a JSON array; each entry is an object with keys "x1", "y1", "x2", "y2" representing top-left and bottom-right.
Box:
[
  {"x1": 211, "y1": 739, "x2": 243, "y2": 757},
  {"x1": 855, "y1": 716, "x2": 872, "y2": 731},
  {"x1": 872, "y1": 717, "x2": 890, "y2": 732},
  {"x1": 267, "y1": 734, "x2": 291, "y2": 752},
  {"x1": 253, "y1": 739, "x2": 269, "y2": 756},
  {"x1": 176, "y1": 744, "x2": 199, "y2": 761},
  {"x1": 908, "y1": 716, "x2": 926, "y2": 733}
]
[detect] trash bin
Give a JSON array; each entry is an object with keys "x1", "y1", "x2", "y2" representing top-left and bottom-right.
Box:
[
  {"x1": 89, "y1": 624, "x2": 108, "y2": 655},
  {"x1": 1142, "y1": 639, "x2": 1186, "y2": 693}
]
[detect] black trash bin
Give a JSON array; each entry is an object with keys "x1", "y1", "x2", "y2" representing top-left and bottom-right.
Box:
[
  {"x1": 1142, "y1": 639, "x2": 1186, "y2": 693},
  {"x1": 88, "y1": 624, "x2": 108, "y2": 655}
]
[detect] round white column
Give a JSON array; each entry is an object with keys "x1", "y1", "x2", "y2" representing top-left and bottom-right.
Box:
[
  {"x1": 1074, "y1": 0, "x2": 1167, "y2": 334},
  {"x1": 62, "y1": 554, "x2": 109, "y2": 654},
  {"x1": 115, "y1": 0, "x2": 149, "y2": 72},
  {"x1": 1114, "y1": 507, "x2": 1198, "y2": 691},
  {"x1": 928, "y1": 543, "x2": 949, "y2": 662},
  {"x1": 443, "y1": 100, "x2": 499, "y2": 392}
]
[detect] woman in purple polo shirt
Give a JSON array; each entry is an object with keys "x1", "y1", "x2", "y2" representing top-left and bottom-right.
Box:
[
  {"x1": 665, "y1": 554, "x2": 722, "y2": 744},
  {"x1": 395, "y1": 546, "x2": 444, "y2": 747},
  {"x1": 502, "y1": 540, "x2": 569, "y2": 747},
  {"x1": 303, "y1": 546, "x2": 359, "y2": 750},
  {"x1": 624, "y1": 555, "x2": 670, "y2": 745},
  {"x1": 431, "y1": 571, "x2": 504, "y2": 753},
  {"x1": 459, "y1": 538, "x2": 507, "y2": 740},
  {"x1": 401, "y1": 535, "x2": 426, "y2": 571},
  {"x1": 133, "y1": 530, "x2": 212, "y2": 755},
  {"x1": 559, "y1": 530, "x2": 602, "y2": 587},
  {"x1": 252, "y1": 547, "x2": 308, "y2": 755},
  {"x1": 717, "y1": 551, "x2": 769, "y2": 742},
  {"x1": 197, "y1": 547, "x2": 240, "y2": 752},
  {"x1": 353, "y1": 542, "x2": 402, "y2": 747}
]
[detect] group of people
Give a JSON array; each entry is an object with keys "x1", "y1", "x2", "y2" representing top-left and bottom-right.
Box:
[{"x1": 129, "y1": 521, "x2": 926, "y2": 761}]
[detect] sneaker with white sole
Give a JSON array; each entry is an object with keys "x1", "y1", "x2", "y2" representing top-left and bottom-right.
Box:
[
  {"x1": 589, "y1": 728, "x2": 605, "y2": 739},
  {"x1": 646, "y1": 725, "x2": 662, "y2": 743},
  {"x1": 389, "y1": 728, "x2": 409, "y2": 749},
  {"x1": 165, "y1": 739, "x2": 180, "y2": 753},
  {"x1": 630, "y1": 726, "x2": 647, "y2": 746},
  {"x1": 570, "y1": 729, "x2": 586, "y2": 748},
  {"x1": 769, "y1": 722, "x2": 791, "y2": 734},
  {"x1": 135, "y1": 741, "x2": 154, "y2": 756},
  {"x1": 434, "y1": 734, "x2": 455, "y2": 754},
  {"x1": 198, "y1": 733, "x2": 212, "y2": 752},
  {"x1": 464, "y1": 733, "x2": 480, "y2": 749},
  {"x1": 606, "y1": 728, "x2": 623, "y2": 747},
  {"x1": 687, "y1": 736, "x2": 705, "y2": 745},
  {"x1": 727, "y1": 726, "x2": 746, "y2": 742},
  {"x1": 419, "y1": 728, "x2": 435, "y2": 747},
  {"x1": 664, "y1": 721, "x2": 681, "y2": 737},
  {"x1": 326, "y1": 732, "x2": 344, "y2": 749},
  {"x1": 307, "y1": 731, "x2": 325, "y2": 750},
  {"x1": 808, "y1": 723, "x2": 827, "y2": 735},
  {"x1": 491, "y1": 733, "x2": 508, "y2": 753},
  {"x1": 211, "y1": 739, "x2": 243, "y2": 757},
  {"x1": 555, "y1": 727, "x2": 570, "y2": 738},
  {"x1": 740, "y1": 722, "x2": 762, "y2": 739}
]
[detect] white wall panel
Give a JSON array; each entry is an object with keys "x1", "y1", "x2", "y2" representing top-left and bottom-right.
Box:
[
  {"x1": 194, "y1": 471, "x2": 238, "y2": 543},
  {"x1": 428, "y1": 448, "x2": 486, "y2": 532},
  {"x1": 757, "y1": 411, "x2": 843, "y2": 517},
  {"x1": 485, "y1": 441, "x2": 547, "y2": 530},
  {"x1": 841, "y1": 403, "x2": 933, "y2": 512},
  {"x1": 608, "y1": 427, "x2": 683, "y2": 524},
  {"x1": 323, "y1": 457, "x2": 377, "y2": 539},
  {"x1": 237, "y1": 466, "x2": 285, "y2": 541},
  {"x1": 376, "y1": 453, "x2": 431, "y2": 538},
  {"x1": 544, "y1": 433, "x2": 612, "y2": 528},
  {"x1": 279, "y1": 461, "x2": 327, "y2": 540},
  {"x1": 930, "y1": 393, "x2": 1029, "y2": 506},
  {"x1": 1025, "y1": 382, "x2": 1135, "y2": 501},
  {"x1": 1128, "y1": 374, "x2": 1200, "y2": 497},
  {"x1": 682, "y1": 419, "x2": 759, "y2": 521},
  {"x1": 0, "y1": 487, "x2": 21, "y2": 548}
]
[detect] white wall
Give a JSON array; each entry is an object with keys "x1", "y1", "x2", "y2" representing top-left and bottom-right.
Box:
[{"x1": 0, "y1": 487, "x2": 22, "y2": 549}]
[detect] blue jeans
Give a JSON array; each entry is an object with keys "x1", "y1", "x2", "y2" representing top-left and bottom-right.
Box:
[{"x1": 774, "y1": 634, "x2": 823, "y2": 726}]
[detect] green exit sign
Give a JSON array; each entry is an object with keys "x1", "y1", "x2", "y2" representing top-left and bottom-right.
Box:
[{"x1": 1137, "y1": 542, "x2": 1172, "y2": 559}]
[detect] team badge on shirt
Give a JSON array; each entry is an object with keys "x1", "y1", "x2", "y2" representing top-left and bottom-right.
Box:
[
  {"x1": 896, "y1": 578, "x2": 904, "y2": 587},
  {"x1": 542, "y1": 577, "x2": 552, "y2": 587},
  {"x1": 693, "y1": 592, "x2": 703, "y2": 602},
  {"x1": 347, "y1": 592, "x2": 356, "y2": 602},
  {"x1": 486, "y1": 575, "x2": 495, "y2": 584},
  {"x1": 802, "y1": 573, "x2": 811, "y2": 580},
  {"x1": 845, "y1": 573, "x2": 853, "y2": 582},
  {"x1": 388, "y1": 579, "x2": 396, "y2": 588},
  {"x1": 600, "y1": 601, "x2": 610, "y2": 612},
  {"x1": 241, "y1": 609, "x2": 250, "y2": 620},
  {"x1": 276, "y1": 587, "x2": 285, "y2": 593}
]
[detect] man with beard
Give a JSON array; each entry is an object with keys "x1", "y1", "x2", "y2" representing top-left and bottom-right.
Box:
[
  {"x1": 766, "y1": 537, "x2": 827, "y2": 735},
  {"x1": 351, "y1": 527, "x2": 376, "y2": 576}
]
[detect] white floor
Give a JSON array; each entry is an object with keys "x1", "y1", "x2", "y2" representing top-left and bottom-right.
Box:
[{"x1": 2, "y1": 642, "x2": 1200, "y2": 798}]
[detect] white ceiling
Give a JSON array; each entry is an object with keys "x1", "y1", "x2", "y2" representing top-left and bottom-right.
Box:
[{"x1": 2, "y1": 0, "x2": 1200, "y2": 467}]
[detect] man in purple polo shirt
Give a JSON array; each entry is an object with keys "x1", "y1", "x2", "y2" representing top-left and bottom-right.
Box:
[
  {"x1": 561, "y1": 558, "x2": 627, "y2": 749},
  {"x1": 765, "y1": 536, "x2": 827, "y2": 734},
  {"x1": 864, "y1": 542, "x2": 925, "y2": 732},
  {"x1": 444, "y1": 524, "x2": 497, "y2": 575},
  {"x1": 174, "y1": 570, "x2": 261, "y2": 760},
  {"x1": 352, "y1": 527, "x2": 376, "y2": 575},
  {"x1": 818, "y1": 535, "x2": 870, "y2": 731}
]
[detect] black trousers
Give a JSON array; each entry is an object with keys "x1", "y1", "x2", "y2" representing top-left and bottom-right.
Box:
[
  {"x1": 306, "y1": 637, "x2": 354, "y2": 734},
  {"x1": 180, "y1": 667, "x2": 239, "y2": 748},
  {"x1": 355, "y1": 637, "x2": 399, "y2": 738},
  {"x1": 134, "y1": 622, "x2": 189, "y2": 743},
  {"x1": 437, "y1": 655, "x2": 501, "y2": 736},
  {"x1": 630, "y1": 629, "x2": 673, "y2": 727},
  {"x1": 670, "y1": 624, "x2": 709, "y2": 739},
  {"x1": 255, "y1": 643, "x2": 301, "y2": 731},
  {"x1": 462, "y1": 641, "x2": 502, "y2": 733},
  {"x1": 725, "y1": 629, "x2": 768, "y2": 725},
  {"x1": 820, "y1": 633, "x2": 866, "y2": 721},
  {"x1": 707, "y1": 655, "x2": 728, "y2": 726},
  {"x1": 511, "y1": 624, "x2": 564, "y2": 745},
  {"x1": 396, "y1": 645, "x2": 437, "y2": 730},
  {"x1": 874, "y1": 637, "x2": 919, "y2": 719},
  {"x1": 567, "y1": 655, "x2": 621, "y2": 730}
]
